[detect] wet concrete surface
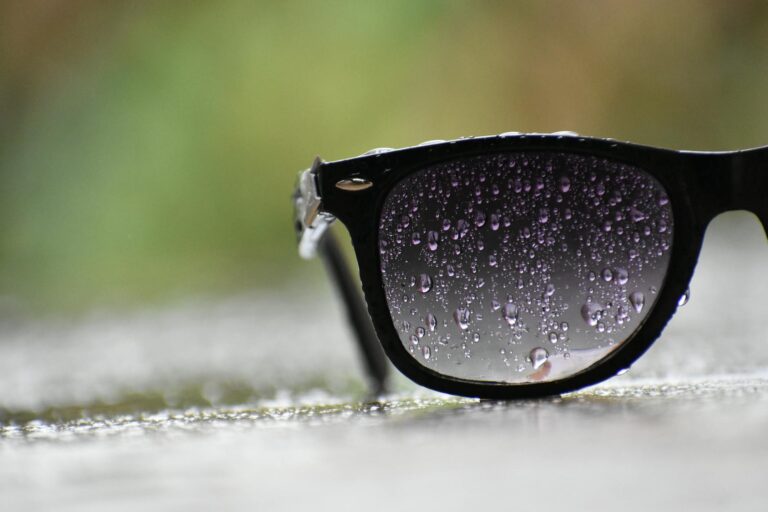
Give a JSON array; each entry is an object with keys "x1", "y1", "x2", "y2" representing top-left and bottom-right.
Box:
[{"x1": 0, "y1": 212, "x2": 766, "y2": 511}]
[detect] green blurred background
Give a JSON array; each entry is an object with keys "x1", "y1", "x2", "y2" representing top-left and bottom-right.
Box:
[{"x1": 1, "y1": 0, "x2": 767, "y2": 314}]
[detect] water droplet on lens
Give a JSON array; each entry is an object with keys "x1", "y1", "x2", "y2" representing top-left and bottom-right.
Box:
[
  {"x1": 453, "y1": 307, "x2": 470, "y2": 330},
  {"x1": 422, "y1": 345, "x2": 431, "y2": 360},
  {"x1": 601, "y1": 268, "x2": 613, "y2": 282},
  {"x1": 548, "y1": 332, "x2": 558, "y2": 343},
  {"x1": 411, "y1": 232, "x2": 421, "y2": 245},
  {"x1": 545, "y1": 283, "x2": 556, "y2": 297},
  {"x1": 490, "y1": 213, "x2": 500, "y2": 231},
  {"x1": 502, "y1": 303, "x2": 518, "y2": 326},
  {"x1": 417, "y1": 273, "x2": 432, "y2": 293},
  {"x1": 538, "y1": 208, "x2": 549, "y2": 224},
  {"x1": 560, "y1": 176, "x2": 571, "y2": 193},
  {"x1": 474, "y1": 210, "x2": 486, "y2": 228},
  {"x1": 629, "y1": 291, "x2": 645, "y2": 313},
  {"x1": 678, "y1": 288, "x2": 690, "y2": 307},
  {"x1": 616, "y1": 267, "x2": 628, "y2": 285},
  {"x1": 581, "y1": 302, "x2": 602, "y2": 327},
  {"x1": 416, "y1": 327, "x2": 425, "y2": 338},
  {"x1": 456, "y1": 219, "x2": 469, "y2": 238},
  {"x1": 426, "y1": 313, "x2": 437, "y2": 332},
  {"x1": 530, "y1": 347, "x2": 549, "y2": 369},
  {"x1": 630, "y1": 207, "x2": 646, "y2": 222},
  {"x1": 427, "y1": 230, "x2": 439, "y2": 251}
]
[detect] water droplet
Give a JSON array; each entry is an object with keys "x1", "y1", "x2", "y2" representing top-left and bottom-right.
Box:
[
  {"x1": 427, "y1": 230, "x2": 439, "y2": 251},
  {"x1": 456, "y1": 219, "x2": 469, "y2": 238},
  {"x1": 453, "y1": 307, "x2": 470, "y2": 330},
  {"x1": 415, "y1": 327, "x2": 426, "y2": 338},
  {"x1": 616, "y1": 268, "x2": 628, "y2": 285},
  {"x1": 417, "y1": 273, "x2": 432, "y2": 293},
  {"x1": 629, "y1": 291, "x2": 645, "y2": 313},
  {"x1": 545, "y1": 283, "x2": 556, "y2": 297},
  {"x1": 538, "y1": 208, "x2": 549, "y2": 224},
  {"x1": 409, "y1": 334, "x2": 419, "y2": 345},
  {"x1": 411, "y1": 232, "x2": 421, "y2": 245},
  {"x1": 548, "y1": 332, "x2": 558, "y2": 343},
  {"x1": 601, "y1": 268, "x2": 613, "y2": 282},
  {"x1": 530, "y1": 347, "x2": 549, "y2": 370},
  {"x1": 490, "y1": 213, "x2": 500, "y2": 231},
  {"x1": 630, "y1": 207, "x2": 646, "y2": 222},
  {"x1": 561, "y1": 321, "x2": 569, "y2": 332},
  {"x1": 422, "y1": 345, "x2": 431, "y2": 360},
  {"x1": 474, "y1": 210, "x2": 486, "y2": 228},
  {"x1": 501, "y1": 303, "x2": 518, "y2": 326},
  {"x1": 581, "y1": 302, "x2": 602, "y2": 327},
  {"x1": 559, "y1": 176, "x2": 571, "y2": 193},
  {"x1": 426, "y1": 313, "x2": 437, "y2": 332},
  {"x1": 678, "y1": 288, "x2": 690, "y2": 307}
]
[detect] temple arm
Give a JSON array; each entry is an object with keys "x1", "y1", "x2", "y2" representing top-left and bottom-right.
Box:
[{"x1": 293, "y1": 163, "x2": 390, "y2": 396}]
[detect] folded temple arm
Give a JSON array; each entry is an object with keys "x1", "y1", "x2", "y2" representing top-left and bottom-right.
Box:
[{"x1": 293, "y1": 162, "x2": 390, "y2": 395}]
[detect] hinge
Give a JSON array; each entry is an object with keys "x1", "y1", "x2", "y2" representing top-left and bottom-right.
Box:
[{"x1": 293, "y1": 157, "x2": 335, "y2": 259}]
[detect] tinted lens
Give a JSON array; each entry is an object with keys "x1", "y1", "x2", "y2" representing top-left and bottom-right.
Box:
[{"x1": 378, "y1": 152, "x2": 673, "y2": 384}]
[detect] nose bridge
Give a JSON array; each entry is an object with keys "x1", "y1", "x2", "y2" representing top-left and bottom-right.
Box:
[
  {"x1": 686, "y1": 150, "x2": 767, "y2": 237},
  {"x1": 731, "y1": 149, "x2": 768, "y2": 236}
]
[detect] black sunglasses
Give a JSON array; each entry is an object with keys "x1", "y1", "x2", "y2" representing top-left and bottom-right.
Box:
[{"x1": 292, "y1": 132, "x2": 767, "y2": 399}]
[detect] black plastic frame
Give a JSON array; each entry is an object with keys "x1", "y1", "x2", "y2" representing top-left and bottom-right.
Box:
[{"x1": 311, "y1": 134, "x2": 767, "y2": 399}]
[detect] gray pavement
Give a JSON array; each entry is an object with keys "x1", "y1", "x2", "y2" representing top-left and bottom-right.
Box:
[{"x1": 0, "y1": 211, "x2": 766, "y2": 511}]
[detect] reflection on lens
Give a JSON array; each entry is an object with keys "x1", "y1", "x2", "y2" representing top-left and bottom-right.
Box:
[{"x1": 378, "y1": 152, "x2": 673, "y2": 384}]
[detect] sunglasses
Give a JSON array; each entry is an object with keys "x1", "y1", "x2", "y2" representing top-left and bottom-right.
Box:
[{"x1": 292, "y1": 132, "x2": 767, "y2": 399}]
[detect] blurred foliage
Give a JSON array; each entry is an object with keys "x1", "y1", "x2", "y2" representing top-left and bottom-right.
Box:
[{"x1": 1, "y1": 0, "x2": 768, "y2": 313}]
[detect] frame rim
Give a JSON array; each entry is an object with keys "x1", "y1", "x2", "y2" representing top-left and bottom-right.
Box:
[{"x1": 317, "y1": 134, "x2": 724, "y2": 398}]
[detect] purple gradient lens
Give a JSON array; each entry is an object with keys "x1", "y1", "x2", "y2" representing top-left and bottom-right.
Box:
[{"x1": 378, "y1": 152, "x2": 673, "y2": 384}]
